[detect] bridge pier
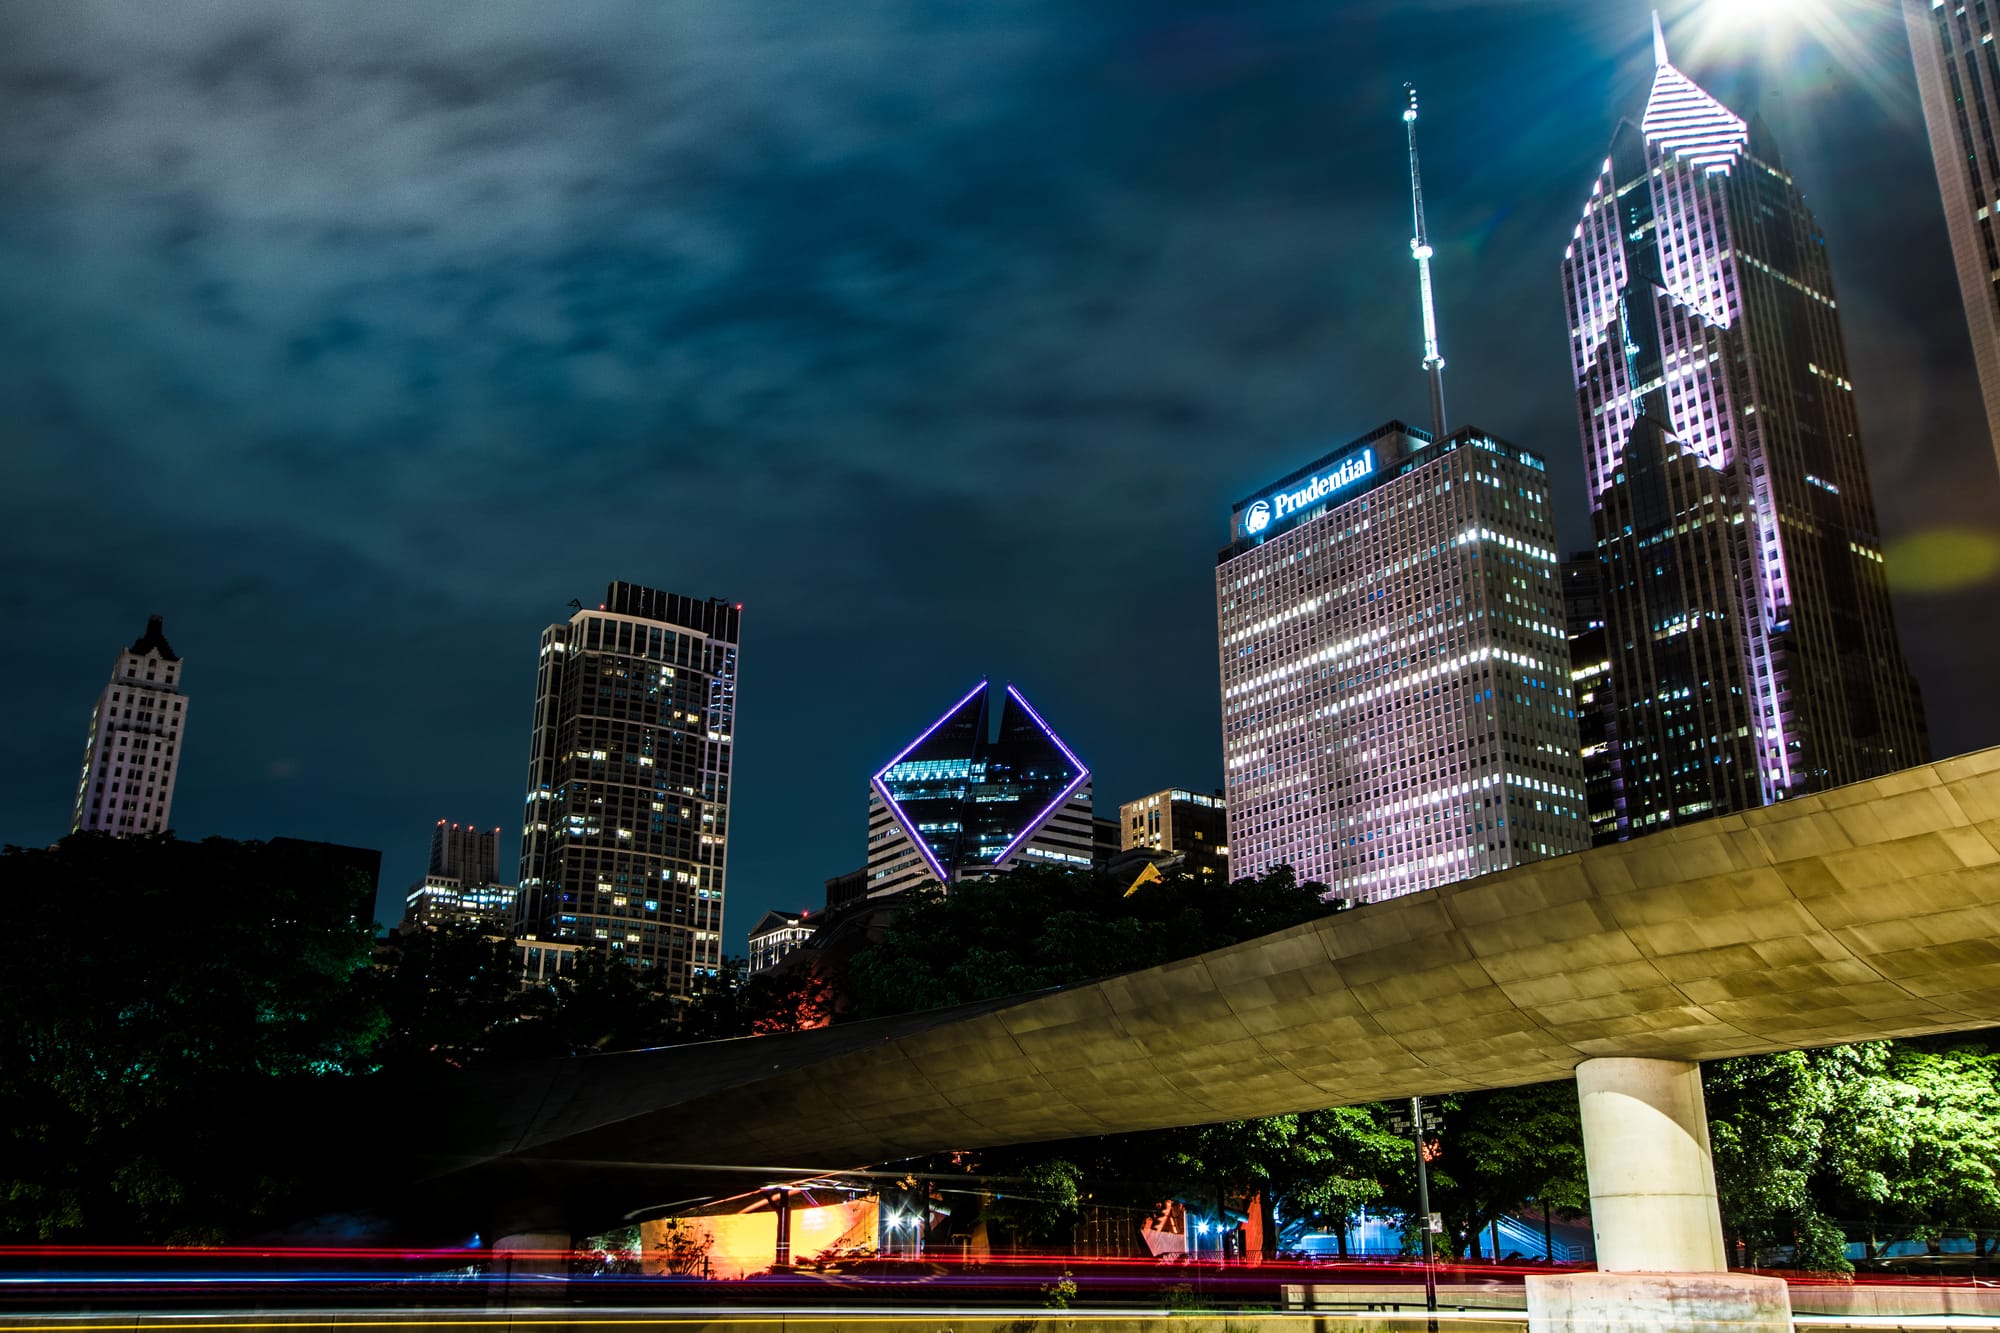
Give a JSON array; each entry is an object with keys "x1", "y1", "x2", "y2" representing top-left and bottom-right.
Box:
[
  {"x1": 1525, "y1": 1058, "x2": 1789, "y2": 1333},
  {"x1": 487, "y1": 1229, "x2": 571, "y2": 1308}
]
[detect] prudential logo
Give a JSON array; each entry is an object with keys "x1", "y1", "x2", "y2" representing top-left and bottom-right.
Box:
[{"x1": 1245, "y1": 500, "x2": 1272, "y2": 535}]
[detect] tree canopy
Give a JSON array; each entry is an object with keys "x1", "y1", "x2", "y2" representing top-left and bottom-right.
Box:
[
  {"x1": 845, "y1": 862, "x2": 1337, "y2": 1017},
  {"x1": 0, "y1": 834, "x2": 383, "y2": 1241}
]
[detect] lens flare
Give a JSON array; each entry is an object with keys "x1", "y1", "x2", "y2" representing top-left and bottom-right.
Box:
[{"x1": 1883, "y1": 527, "x2": 2000, "y2": 593}]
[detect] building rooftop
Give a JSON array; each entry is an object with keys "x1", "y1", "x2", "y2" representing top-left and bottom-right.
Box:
[{"x1": 127, "y1": 614, "x2": 180, "y2": 662}]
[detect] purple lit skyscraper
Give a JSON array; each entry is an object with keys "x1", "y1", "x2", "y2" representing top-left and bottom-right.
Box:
[{"x1": 1562, "y1": 19, "x2": 1926, "y2": 837}]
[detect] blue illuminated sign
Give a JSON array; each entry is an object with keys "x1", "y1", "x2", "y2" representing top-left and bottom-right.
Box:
[{"x1": 1244, "y1": 447, "x2": 1376, "y2": 536}]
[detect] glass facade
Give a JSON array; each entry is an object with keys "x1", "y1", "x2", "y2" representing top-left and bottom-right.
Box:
[
  {"x1": 867, "y1": 681, "x2": 1094, "y2": 897},
  {"x1": 1563, "y1": 34, "x2": 1926, "y2": 837},
  {"x1": 516, "y1": 582, "x2": 740, "y2": 993},
  {"x1": 1905, "y1": 0, "x2": 2000, "y2": 468}
]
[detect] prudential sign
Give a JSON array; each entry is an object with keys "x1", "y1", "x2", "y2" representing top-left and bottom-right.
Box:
[{"x1": 1243, "y1": 447, "x2": 1376, "y2": 538}]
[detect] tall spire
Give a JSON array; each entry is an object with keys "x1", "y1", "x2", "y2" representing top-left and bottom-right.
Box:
[
  {"x1": 1402, "y1": 84, "x2": 1447, "y2": 441},
  {"x1": 1640, "y1": 15, "x2": 1748, "y2": 175}
]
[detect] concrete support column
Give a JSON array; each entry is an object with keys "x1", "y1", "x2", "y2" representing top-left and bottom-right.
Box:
[
  {"x1": 488, "y1": 1230, "x2": 571, "y2": 1308},
  {"x1": 767, "y1": 1188, "x2": 793, "y2": 1270},
  {"x1": 1525, "y1": 1058, "x2": 1789, "y2": 1333}
]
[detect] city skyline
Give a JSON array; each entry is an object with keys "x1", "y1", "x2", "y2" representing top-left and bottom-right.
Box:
[{"x1": 5, "y1": 1, "x2": 2000, "y2": 946}]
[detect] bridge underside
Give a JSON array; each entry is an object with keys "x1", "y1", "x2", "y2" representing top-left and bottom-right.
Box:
[{"x1": 374, "y1": 747, "x2": 2000, "y2": 1237}]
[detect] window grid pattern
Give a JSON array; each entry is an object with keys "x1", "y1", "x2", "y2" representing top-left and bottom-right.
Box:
[{"x1": 1216, "y1": 427, "x2": 1588, "y2": 904}]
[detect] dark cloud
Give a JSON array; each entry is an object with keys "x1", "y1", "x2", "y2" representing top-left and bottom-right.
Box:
[{"x1": 3, "y1": 0, "x2": 1997, "y2": 941}]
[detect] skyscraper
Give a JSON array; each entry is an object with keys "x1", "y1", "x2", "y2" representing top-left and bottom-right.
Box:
[
  {"x1": 403, "y1": 820, "x2": 515, "y2": 931},
  {"x1": 72, "y1": 615, "x2": 188, "y2": 836},
  {"x1": 1560, "y1": 553, "x2": 1618, "y2": 846},
  {"x1": 1562, "y1": 22, "x2": 1926, "y2": 836},
  {"x1": 1904, "y1": 0, "x2": 2000, "y2": 470},
  {"x1": 431, "y1": 820, "x2": 502, "y2": 885},
  {"x1": 1119, "y1": 788, "x2": 1229, "y2": 883},
  {"x1": 516, "y1": 583, "x2": 741, "y2": 990},
  {"x1": 866, "y1": 680, "x2": 1095, "y2": 899},
  {"x1": 1216, "y1": 422, "x2": 1588, "y2": 903}
]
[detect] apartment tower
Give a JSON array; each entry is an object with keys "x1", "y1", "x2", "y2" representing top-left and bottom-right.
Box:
[{"x1": 516, "y1": 583, "x2": 741, "y2": 990}]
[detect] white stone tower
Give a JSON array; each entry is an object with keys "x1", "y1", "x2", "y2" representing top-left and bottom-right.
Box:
[{"x1": 72, "y1": 615, "x2": 188, "y2": 836}]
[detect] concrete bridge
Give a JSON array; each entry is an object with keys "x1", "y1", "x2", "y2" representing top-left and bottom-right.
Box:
[{"x1": 394, "y1": 746, "x2": 2000, "y2": 1330}]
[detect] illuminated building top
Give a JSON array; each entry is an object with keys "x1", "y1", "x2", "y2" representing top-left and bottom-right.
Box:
[
  {"x1": 867, "y1": 680, "x2": 1094, "y2": 896},
  {"x1": 1560, "y1": 17, "x2": 1926, "y2": 836}
]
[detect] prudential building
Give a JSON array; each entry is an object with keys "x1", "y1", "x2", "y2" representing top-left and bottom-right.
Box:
[{"x1": 1216, "y1": 422, "x2": 1589, "y2": 904}]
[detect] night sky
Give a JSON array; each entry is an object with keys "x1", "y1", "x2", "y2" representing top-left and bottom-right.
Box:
[{"x1": 6, "y1": 1, "x2": 1999, "y2": 947}]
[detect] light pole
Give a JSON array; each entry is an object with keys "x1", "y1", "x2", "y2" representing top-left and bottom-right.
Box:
[{"x1": 1392, "y1": 1095, "x2": 1442, "y2": 1323}]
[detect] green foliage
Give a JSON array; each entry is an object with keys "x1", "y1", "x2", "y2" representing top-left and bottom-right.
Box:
[
  {"x1": 1041, "y1": 1268, "x2": 1078, "y2": 1309},
  {"x1": 985, "y1": 1157, "x2": 1085, "y2": 1246},
  {"x1": 521, "y1": 949, "x2": 686, "y2": 1055},
  {"x1": 577, "y1": 1223, "x2": 642, "y2": 1276},
  {"x1": 1427, "y1": 1083, "x2": 1590, "y2": 1259},
  {"x1": 847, "y1": 864, "x2": 1334, "y2": 1018},
  {"x1": 1707, "y1": 1037, "x2": 2000, "y2": 1269},
  {"x1": 367, "y1": 922, "x2": 539, "y2": 1071},
  {"x1": 0, "y1": 834, "x2": 383, "y2": 1242}
]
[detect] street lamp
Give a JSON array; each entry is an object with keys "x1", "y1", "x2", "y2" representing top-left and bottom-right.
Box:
[{"x1": 1390, "y1": 1095, "x2": 1442, "y2": 1323}]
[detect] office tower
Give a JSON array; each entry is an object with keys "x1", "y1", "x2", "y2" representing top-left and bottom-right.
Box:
[
  {"x1": 431, "y1": 820, "x2": 501, "y2": 886},
  {"x1": 72, "y1": 615, "x2": 188, "y2": 836},
  {"x1": 1119, "y1": 788, "x2": 1229, "y2": 883},
  {"x1": 403, "y1": 820, "x2": 515, "y2": 931},
  {"x1": 822, "y1": 865, "x2": 867, "y2": 913},
  {"x1": 1560, "y1": 555, "x2": 1618, "y2": 846},
  {"x1": 516, "y1": 582, "x2": 741, "y2": 991},
  {"x1": 866, "y1": 680, "x2": 1095, "y2": 899},
  {"x1": 1092, "y1": 816, "x2": 1122, "y2": 869},
  {"x1": 1904, "y1": 0, "x2": 2000, "y2": 470},
  {"x1": 1562, "y1": 22, "x2": 1927, "y2": 836},
  {"x1": 747, "y1": 909, "x2": 814, "y2": 974},
  {"x1": 1216, "y1": 422, "x2": 1589, "y2": 902}
]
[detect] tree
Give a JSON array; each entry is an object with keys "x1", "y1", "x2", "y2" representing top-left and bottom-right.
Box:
[
  {"x1": 1817, "y1": 1038, "x2": 2000, "y2": 1259},
  {"x1": 746, "y1": 966, "x2": 838, "y2": 1034},
  {"x1": 1166, "y1": 1108, "x2": 1405, "y2": 1259},
  {"x1": 1427, "y1": 1083, "x2": 1590, "y2": 1260},
  {"x1": 519, "y1": 949, "x2": 686, "y2": 1055},
  {"x1": 367, "y1": 922, "x2": 538, "y2": 1071},
  {"x1": 846, "y1": 864, "x2": 1336, "y2": 1019},
  {"x1": 1703, "y1": 1044, "x2": 1901, "y2": 1272},
  {"x1": 1272, "y1": 1108, "x2": 1410, "y2": 1257},
  {"x1": 0, "y1": 834, "x2": 383, "y2": 1242},
  {"x1": 983, "y1": 1157, "x2": 1085, "y2": 1250},
  {"x1": 649, "y1": 1218, "x2": 714, "y2": 1276}
]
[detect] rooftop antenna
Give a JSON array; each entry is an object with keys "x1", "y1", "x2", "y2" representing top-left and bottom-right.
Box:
[{"x1": 1403, "y1": 84, "x2": 1447, "y2": 441}]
